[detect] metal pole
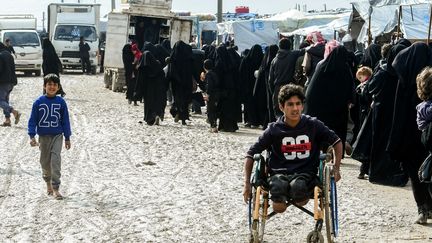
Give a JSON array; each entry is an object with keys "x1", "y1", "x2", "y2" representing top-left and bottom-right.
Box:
[
  {"x1": 217, "y1": 0, "x2": 223, "y2": 23},
  {"x1": 368, "y1": 6, "x2": 372, "y2": 45},
  {"x1": 428, "y1": 4, "x2": 432, "y2": 44},
  {"x1": 397, "y1": 5, "x2": 402, "y2": 41},
  {"x1": 111, "y1": 0, "x2": 116, "y2": 11}
]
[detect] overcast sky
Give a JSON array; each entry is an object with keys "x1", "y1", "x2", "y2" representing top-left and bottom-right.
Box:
[{"x1": 0, "y1": 0, "x2": 351, "y2": 29}]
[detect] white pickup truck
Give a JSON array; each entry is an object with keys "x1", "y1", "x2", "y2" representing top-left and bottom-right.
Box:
[{"x1": 0, "y1": 15, "x2": 42, "y2": 76}]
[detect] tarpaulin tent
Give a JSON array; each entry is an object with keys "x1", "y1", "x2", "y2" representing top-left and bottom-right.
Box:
[{"x1": 217, "y1": 19, "x2": 279, "y2": 52}]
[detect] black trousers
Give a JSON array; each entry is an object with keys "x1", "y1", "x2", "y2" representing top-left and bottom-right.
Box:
[{"x1": 81, "y1": 57, "x2": 91, "y2": 74}]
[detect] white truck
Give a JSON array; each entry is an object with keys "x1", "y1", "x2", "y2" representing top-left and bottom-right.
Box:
[
  {"x1": 0, "y1": 15, "x2": 42, "y2": 76},
  {"x1": 104, "y1": 0, "x2": 192, "y2": 91},
  {"x1": 48, "y1": 3, "x2": 100, "y2": 74}
]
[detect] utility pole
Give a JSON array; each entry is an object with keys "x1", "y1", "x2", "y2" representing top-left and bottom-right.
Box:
[
  {"x1": 217, "y1": 0, "x2": 222, "y2": 23},
  {"x1": 111, "y1": 0, "x2": 116, "y2": 11},
  {"x1": 42, "y1": 12, "x2": 46, "y2": 32}
]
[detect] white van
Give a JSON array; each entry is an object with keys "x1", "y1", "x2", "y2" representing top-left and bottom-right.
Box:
[{"x1": 0, "y1": 15, "x2": 42, "y2": 76}]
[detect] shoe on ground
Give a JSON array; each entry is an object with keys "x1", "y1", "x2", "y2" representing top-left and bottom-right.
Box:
[
  {"x1": 210, "y1": 127, "x2": 218, "y2": 133},
  {"x1": 174, "y1": 114, "x2": 180, "y2": 123},
  {"x1": 357, "y1": 173, "x2": 366, "y2": 179},
  {"x1": 154, "y1": 116, "x2": 160, "y2": 125},
  {"x1": 53, "y1": 189, "x2": 63, "y2": 200},
  {"x1": 13, "y1": 110, "x2": 21, "y2": 125},
  {"x1": 181, "y1": 120, "x2": 187, "y2": 125},
  {"x1": 345, "y1": 142, "x2": 352, "y2": 156},
  {"x1": 416, "y1": 206, "x2": 428, "y2": 224}
]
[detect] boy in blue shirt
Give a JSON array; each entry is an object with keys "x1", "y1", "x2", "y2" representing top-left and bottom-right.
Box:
[{"x1": 28, "y1": 74, "x2": 72, "y2": 199}]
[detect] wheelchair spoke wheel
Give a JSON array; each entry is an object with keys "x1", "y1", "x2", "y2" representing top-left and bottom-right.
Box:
[
  {"x1": 323, "y1": 165, "x2": 335, "y2": 243},
  {"x1": 306, "y1": 230, "x2": 324, "y2": 243},
  {"x1": 249, "y1": 186, "x2": 268, "y2": 243},
  {"x1": 330, "y1": 177, "x2": 339, "y2": 237}
]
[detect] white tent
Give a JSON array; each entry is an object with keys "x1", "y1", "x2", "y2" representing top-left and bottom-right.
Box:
[
  {"x1": 352, "y1": 1, "x2": 432, "y2": 43},
  {"x1": 217, "y1": 19, "x2": 279, "y2": 52},
  {"x1": 369, "y1": 0, "x2": 429, "y2": 7},
  {"x1": 268, "y1": 9, "x2": 350, "y2": 33}
]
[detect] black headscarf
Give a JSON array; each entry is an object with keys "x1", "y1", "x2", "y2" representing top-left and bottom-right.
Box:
[
  {"x1": 360, "y1": 43, "x2": 381, "y2": 69},
  {"x1": 387, "y1": 42, "x2": 432, "y2": 161}
]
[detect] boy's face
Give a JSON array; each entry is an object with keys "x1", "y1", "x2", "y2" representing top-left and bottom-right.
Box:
[
  {"x1": 44, "y1": 81, "x2": 59, "y2": 97},
  {"x1": 279, "y1": 96, "x2": 303, "y2": 125}
]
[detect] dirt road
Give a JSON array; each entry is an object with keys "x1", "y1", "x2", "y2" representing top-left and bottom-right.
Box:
[{"x1": 0, "y1": 74, "x2": 431, "y2": 242}]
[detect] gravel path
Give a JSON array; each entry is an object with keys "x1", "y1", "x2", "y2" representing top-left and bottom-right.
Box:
[{"x1": 0, "y1": 74, "x2": 431, "y2": 242}]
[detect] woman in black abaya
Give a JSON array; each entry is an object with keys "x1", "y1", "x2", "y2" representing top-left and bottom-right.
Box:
[
  {"x1": 304, "y1": 43, "x2": 355, "y2": 153},
  {"x1": 167, "y1": 41, "x2": 193, "y2": 125},
  {"x1": 387, "y1": 42, "x2": 432, "y2": 222},
  {"x1": 366, "y1": 41, "x2": 410, "y2": 186},
  {"x1": 42, "y1": 38, "x2": 65, "y2": 96},
  {"x1": 135, "y1": 51, "x2": 166, "y2": 125},
  {"x1": 239, "y1": 44, "x2": 264, "y2": 127},
  {"x1": 256, "y1": 44, "x2": 278, "y2": 128},
  {"x1": 214, "y1": 45, "x2": 239, "y2": 132}
]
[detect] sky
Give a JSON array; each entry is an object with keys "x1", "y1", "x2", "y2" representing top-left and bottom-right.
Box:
[{"x1": 0, "y1": 0, "x2": 351, "y2": 29}]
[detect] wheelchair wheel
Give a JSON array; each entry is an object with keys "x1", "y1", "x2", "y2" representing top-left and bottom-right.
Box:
[
  {"x1": 323, "y1": 165, "x2": 338, "y2": 243},
  {"x1": 248, "y1": 186, "x2": 268, "y2": 243},
  {"x1": 306, "y1": 230, "x2": 324, "y2": 243}
]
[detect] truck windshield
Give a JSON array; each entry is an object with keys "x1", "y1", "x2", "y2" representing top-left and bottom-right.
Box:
[
  {"x1": 54, "y1": 25, "x2": 97, "y2": 42},
  {"x1": 4, "y1": 32, "x2": 40, "y2": 47}
]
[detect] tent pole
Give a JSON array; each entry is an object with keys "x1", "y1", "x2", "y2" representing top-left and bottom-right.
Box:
[
  {"x1": 368, "y1": 5, "x2": 372, "y2": 45},
  {"x1": 397, "y1": 5, "x2": 402, "y2": 41},
  {"x1": 428, "y1": 4, "x2": 432, "y2": 44}
]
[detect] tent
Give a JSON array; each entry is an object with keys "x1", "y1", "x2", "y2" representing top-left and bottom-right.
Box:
[
  {"x1": 217, "y1": 19, "x2": 279, "y2": 52},
  {"x1": 352, "y1": 0, "x2": 432, "y2": 44},
  {"x1": 268, "y1": 9, "x2": 350, "y2": 33},
  {"x1": 283, "y1": 13, "x2": 351, "y2": 46}
]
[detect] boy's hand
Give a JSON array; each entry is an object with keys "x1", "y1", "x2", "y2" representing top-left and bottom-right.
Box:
[
  {"x1": 65, "y1": 141, "x2": 71, "y2": 150},
  {"x1": 243, "y1": 182, "x2": 251, "y2": 203},
  {"x1": 30, "y1": 138, "x2": 38, "y2": 147},
  {"x1": 200, "y1": 71, "x2": 206, "y2": 81}
]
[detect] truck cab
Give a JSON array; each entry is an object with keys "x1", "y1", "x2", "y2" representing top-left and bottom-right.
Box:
[
  {"x1": 0, "y1": 15, "x2": 42, "y2": 76},
  {"x1": 48, "y1": 3, "x2": 100, "y2": 74}
]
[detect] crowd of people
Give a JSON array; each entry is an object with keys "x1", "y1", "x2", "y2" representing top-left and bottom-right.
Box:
[{"x1": 121, "y1": 32, "x2": 432, "y2": 224}]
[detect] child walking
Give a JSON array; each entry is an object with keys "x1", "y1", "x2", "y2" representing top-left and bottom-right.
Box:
[
  {"x1": 201, "y1": 59, "x2": 220, "y2": 133},
  {"x1": 28, "y1": 74, "x2": 72, "y2": 200},
  {"x1": 355, "y1": 66, "x2": 373, "y2": 179}
]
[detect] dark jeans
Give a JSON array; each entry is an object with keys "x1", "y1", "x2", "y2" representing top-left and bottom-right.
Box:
[
  {"x1": 402, "y1": 158, "x2": 432, "y2": 210},
  {"x1": 81, "y1": 57, "x2": 91, "y2": 74}
]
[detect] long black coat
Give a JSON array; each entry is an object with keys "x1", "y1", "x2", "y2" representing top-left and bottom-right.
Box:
[
  {"x1": 42, "y1": 39, "x2": 62, "y2": 76},
  {"x1": 304, "y1": 46, "x2": 355, "y2": 152}
]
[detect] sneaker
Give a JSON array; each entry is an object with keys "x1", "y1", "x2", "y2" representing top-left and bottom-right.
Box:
[{"x1": 357, "y1": 173, "x2": 366, "y2": 179}]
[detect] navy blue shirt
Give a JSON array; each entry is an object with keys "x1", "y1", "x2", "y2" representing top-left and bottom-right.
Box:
[
  {"x1": 247, "y1": 115, "x2": 340, "y2": 174},
  {"x1": 28, "y1": 95, "x2": 72, "y2": 140}
]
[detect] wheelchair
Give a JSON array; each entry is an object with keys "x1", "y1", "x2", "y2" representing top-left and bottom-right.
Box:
[{"x1": 248, "y1": 147, "x2": 339, "y2": 243}]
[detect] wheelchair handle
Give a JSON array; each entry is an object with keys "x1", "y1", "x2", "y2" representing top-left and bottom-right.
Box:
[{"x1": 253, "y1": 154, "x2": 262, "y2": 161}]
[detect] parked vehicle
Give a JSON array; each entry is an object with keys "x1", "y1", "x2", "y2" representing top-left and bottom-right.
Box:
[
  {"x1": 48, "y1": 3, "x2": 100, "y2": 74},
  {"x1": 104, "y1": 0, "x2": 192, "y2": 91},
  {"x1": 0, "y1": 15, "x2": 42, "y2": 76}
]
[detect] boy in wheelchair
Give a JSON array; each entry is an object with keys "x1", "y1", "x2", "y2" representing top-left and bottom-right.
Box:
[{"x1": 243, "y1": 84, "x2": 342, "y2": 213}]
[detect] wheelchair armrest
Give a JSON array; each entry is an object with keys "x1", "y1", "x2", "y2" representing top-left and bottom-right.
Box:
[{"x1": 253, "y1": 154, "x2": 263, "y2": 162}]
